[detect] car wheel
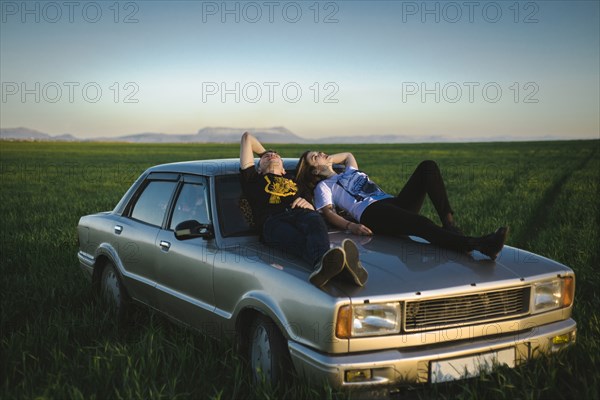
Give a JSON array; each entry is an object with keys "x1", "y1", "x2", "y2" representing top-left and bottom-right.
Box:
[
  {"x1": 248, "y1": 314, "x2": 292, "y2": 386},
  {"x1": 100, "y1": 262, "x2": 129, "y2": 320}
]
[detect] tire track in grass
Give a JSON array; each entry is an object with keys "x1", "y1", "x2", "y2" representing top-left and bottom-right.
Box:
[
  {"x1": 456, "y1": 146, "x2": 547, "y2": 236},
  {"x1": 512, "y1": 147, "x2": 598, "y2": 248},
  {"x1": 525, "y1": 145, "x2": 600, "y2": 390}
]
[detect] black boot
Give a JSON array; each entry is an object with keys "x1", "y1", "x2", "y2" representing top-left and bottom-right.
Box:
[{"x1": 473, "y1": 227, "x2": 509, "y2": 260}]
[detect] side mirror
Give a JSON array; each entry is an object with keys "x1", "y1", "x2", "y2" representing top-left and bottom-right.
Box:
[{"x1": 175, "y1": 220, "x2": 214, "y2": 240}]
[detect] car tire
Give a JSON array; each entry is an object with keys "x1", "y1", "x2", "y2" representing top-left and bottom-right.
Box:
[
  {"x1": 248, "y1": 314, "x2": 292, "y2": 386},
  {"x1": 100, "y1": 261, "x2": 129, "y2": 321}
]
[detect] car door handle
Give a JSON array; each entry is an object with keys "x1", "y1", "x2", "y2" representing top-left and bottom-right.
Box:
[
  {"x1": 159, "y1": 240, "x2": 171, "y2": 251},
  {"x1": 114, "y1": 225, "x2": 123, "y2": 234}
]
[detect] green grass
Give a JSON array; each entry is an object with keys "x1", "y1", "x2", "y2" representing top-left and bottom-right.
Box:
[{"x1": 1, "y1": 140, "x2": 599, "y2": 399}]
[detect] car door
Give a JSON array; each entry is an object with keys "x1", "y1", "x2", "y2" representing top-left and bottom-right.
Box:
[
  {"x1": 154, "y1": 174, "x2": 217, "y2": 323},
  {"x1": 115, "y1": 173, "x2": 179, "y2": 304}
]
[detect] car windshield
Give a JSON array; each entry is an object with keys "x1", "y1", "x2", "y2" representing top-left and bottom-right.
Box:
[
  {"x1": 215, "y1": 174, "x2": 257, "y2": 237},
  {"x1": 215, "y1": 164, "x2": 299, "y2": 238}
]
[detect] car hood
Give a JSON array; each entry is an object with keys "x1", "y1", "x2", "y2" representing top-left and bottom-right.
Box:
[{"x1": 323, "y1": 232, "x2": 573, "y2": 301}]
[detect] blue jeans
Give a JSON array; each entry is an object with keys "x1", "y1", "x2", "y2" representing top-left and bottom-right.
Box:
[{"x1": 262, "y1": 208, "x2": 330, "y2": 268}]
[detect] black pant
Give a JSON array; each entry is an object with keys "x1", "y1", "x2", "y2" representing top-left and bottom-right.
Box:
[{"x1": 360, "y1": 160, "x2": 471, "y2": 251}]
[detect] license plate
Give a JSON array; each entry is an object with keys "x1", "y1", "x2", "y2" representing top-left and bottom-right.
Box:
[{"x1": 430, "y1": 348, "x2": 515, "y2": 383}]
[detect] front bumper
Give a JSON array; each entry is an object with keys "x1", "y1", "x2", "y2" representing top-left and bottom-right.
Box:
[{"x1": 288, "y1": 318, "x2": 576, "y2": 388}]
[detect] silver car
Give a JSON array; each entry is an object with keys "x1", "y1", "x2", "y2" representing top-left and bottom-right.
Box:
[{"x1": 76, "y1": 158, "x2": 577, "y2": 388}]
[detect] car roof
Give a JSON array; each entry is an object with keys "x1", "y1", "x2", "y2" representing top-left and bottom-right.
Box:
[{"x1": 147, "y1": 158, "x2": 300, "y2": 177}]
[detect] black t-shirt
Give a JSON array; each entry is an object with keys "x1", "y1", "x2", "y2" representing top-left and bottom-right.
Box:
[{"x1": 240, "y1": 167, "x2": 299, "y2": 228}]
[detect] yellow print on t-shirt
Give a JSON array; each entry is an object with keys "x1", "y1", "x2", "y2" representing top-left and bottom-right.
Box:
[{"x1": 264, "y1": 175, "x2": 297, "y2": 204}]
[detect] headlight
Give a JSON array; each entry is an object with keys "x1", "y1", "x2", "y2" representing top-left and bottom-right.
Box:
[
  {"x1": 532, "y1": 277, "x2": 574, "y2": 314},
  {"x1": 336, "y1": 302, "x2": 401, "y2": 338}
]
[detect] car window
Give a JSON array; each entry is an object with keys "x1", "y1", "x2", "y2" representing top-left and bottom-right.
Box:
[
  {"x1": 130, "y1": 180, "x2": 177, "y2": 227},
  {"x1": 170, "y1": 182, "x2": 210, "y2": 230}
]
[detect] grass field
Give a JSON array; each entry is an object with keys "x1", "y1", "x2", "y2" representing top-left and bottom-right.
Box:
[{"x1": 1, "y1": 140, "x2": 599, "y2": 399}]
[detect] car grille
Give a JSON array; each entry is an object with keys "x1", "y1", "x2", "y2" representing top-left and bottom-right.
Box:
[{"x1": 404, "y1": 287, "x2": 531, "y2": 332}]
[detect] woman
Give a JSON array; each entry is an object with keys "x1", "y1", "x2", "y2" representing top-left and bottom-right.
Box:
[{"x1": 295, "y1": 151, "x2": 508, "y2": 260}]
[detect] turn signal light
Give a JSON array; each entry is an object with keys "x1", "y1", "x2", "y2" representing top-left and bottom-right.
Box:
[
  {"x1": 336, "y1": 305, "x2": 352, "y2": 339},
  {"x1": 561, "y1": 277, "x2": 574, "y2": 307}
]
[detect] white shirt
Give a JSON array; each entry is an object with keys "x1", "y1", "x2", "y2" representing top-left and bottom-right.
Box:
[{"x1": 314, "y1": 166, "x2": 392, "y2": 221}]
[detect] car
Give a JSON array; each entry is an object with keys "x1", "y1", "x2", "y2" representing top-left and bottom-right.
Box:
[{"x1": 76, "y1": 158, "x2": 577, "y2": 389}]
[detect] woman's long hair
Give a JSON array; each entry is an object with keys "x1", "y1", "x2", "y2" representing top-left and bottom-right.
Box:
[{"x1": 295, "y1": 150, "x2": 321, "y2": 203}]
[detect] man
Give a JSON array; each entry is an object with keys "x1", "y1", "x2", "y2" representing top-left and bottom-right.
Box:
[{"x1": 239, "y1": 132, "x2": 367, "y2": 287}]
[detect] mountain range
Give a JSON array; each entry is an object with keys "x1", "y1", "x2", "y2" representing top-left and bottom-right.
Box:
[{"x1": 0, "y1": 126, "x2": 570, "y2": 144}]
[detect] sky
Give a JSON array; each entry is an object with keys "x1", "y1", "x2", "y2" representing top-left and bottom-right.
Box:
[{"x1": 1, "y1": 0, "x2": 599, "y2": 141}]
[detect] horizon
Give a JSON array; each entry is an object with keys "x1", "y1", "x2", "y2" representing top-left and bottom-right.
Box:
[
  {"x1": 1, "y1": 125, "x2": 597, "y2": 144},
  {"x1": 1, "y1": 1, "x2": 599, "y2": 141}
]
